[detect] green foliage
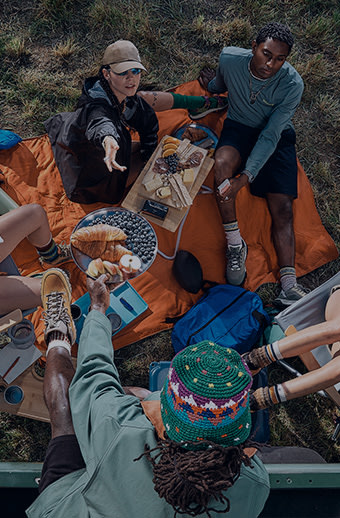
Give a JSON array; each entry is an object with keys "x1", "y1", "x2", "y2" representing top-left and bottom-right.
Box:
[
  {"x1": 304, "y1": 14, "x2": 338, "y2": 48},
  {"x1": 52, "y1": 37, "x2": 81, "y2": 60},
  {"x1": 4, "y1": 37, "x2": 30, "y2": 60}
]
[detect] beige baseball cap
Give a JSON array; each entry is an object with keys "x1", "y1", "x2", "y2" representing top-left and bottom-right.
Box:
[{"x1": 102, "y1": 40, "x2": 146, "y2": 73}]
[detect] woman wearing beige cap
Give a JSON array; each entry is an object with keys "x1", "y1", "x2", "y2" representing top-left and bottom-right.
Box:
[
  {"x1": 45, "y1": 40, "x2": 227, "y2": 204},
  {"x1": 44, "y1": 40, "x2": 159, "y2": 204}
]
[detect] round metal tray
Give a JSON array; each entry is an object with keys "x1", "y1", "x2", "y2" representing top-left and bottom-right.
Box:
[
  {"x1": 173, "y1": 123, "x2": 218, "y2": 149},
  {"x1": 70, "y1": 207, "x2": 158, "y2": 284}
]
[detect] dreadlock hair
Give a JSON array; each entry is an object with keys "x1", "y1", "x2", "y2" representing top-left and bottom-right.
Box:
[
  {"x1": 256, "y1": 22, "x2": 294, "y2": 54},
  {"x1": 134, "y1": 436, "x2": 254, "y2": 517}
]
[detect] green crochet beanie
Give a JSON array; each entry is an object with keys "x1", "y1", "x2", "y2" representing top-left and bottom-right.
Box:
[{"x1": 160, "y1": 341, "x2": 253, "y2": 449}]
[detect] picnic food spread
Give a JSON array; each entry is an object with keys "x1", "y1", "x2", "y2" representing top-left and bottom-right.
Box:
[
  {"x1": 70, "y1": 208, "x2": 157, "y2": 284},
  {"x1": 141, "y1": 135, "x2": 208, "y2": 209}
]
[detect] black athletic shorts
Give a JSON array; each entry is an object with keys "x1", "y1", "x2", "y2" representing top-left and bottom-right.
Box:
[
  {"x1": 216, "y1": 118, "x2": 298, "y2": 198},
  {"x1": 39, "y1": 434, "x2": 85, "y2": 494}
]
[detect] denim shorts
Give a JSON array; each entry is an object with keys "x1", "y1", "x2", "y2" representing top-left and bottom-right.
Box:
[{"x1": 217, "y1": 118, "x2": 298, "y2": 198}]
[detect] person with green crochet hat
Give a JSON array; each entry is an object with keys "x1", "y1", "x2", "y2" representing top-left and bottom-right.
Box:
[
  {"x1": 160, "y1": 342, "x2": 253, "y2": 447},
  {"x1": 28, "y1": 273, "x2": 269, "y2": 518}
]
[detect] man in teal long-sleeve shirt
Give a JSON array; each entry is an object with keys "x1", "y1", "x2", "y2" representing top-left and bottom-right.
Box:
[
  {"x1": 27, "y1": 268, "x2": 269, "y2": 518},
  {"x1": 198, "y1": 22, "x2": 307, "y2": 307}
]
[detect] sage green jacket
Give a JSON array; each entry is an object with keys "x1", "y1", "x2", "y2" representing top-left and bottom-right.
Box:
[{"x1": 26, "y1": 311, "x2": 270, "y2": 518}]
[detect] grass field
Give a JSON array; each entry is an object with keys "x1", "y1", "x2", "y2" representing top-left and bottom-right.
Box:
[{"x1": 0, "y1": 0, "x2": 340, "y2": 462}]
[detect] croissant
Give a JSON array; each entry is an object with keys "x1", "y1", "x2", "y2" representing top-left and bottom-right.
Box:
[
  {"x1": 71, "y1": 224, "x2": 128, "y2": 259},
  {"x1": 71, "y1": 224, "x2": 126, "y2": 244},
  {"x1": 102, "y1": 244, "x2": 133, "y2": 263}
]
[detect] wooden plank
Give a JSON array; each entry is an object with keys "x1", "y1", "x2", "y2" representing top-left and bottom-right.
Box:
[
  {"x1": 0, "y1": 358, "x2": 77, "y2": 422},
  {"x1": 285, "y1": 324, "x2": 340, "y2": 406},
  {"x1": 0, "y1": 310, "x2": 22, "y2": 333}
]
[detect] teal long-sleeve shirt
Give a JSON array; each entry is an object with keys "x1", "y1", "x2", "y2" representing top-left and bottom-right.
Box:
[
  {"x1": 208, "y1": 47, "x2": 304, "y2": 181},
  {"x1": 26, "y1": 310, "x2": 270, "y2": 518}
]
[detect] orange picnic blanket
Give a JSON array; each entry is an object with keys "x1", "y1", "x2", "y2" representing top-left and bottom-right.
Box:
[{"x1": 0, "y1": 80, "x2": 338, "y2": 353}]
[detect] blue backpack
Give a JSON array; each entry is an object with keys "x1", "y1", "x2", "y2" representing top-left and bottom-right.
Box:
[
  {"x1": 171, "y1": 284, "x2": 270, "y2": 354},
  {"x1": 0, "y1": 130, "x2": 22, "y2": 150}
]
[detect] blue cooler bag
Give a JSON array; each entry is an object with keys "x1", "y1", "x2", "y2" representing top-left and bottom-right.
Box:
[{"x1": 171, "y1": 284, "x2": 270, "y2": 354}]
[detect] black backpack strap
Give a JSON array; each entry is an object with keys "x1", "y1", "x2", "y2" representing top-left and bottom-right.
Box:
[{"x1": 252, "y1": 309, "x2": 269, "y2": 330}]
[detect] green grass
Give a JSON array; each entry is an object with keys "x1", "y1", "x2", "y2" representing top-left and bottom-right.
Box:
[{"x1": 0, "y1": 0, "x2": 340, "y2": 462}]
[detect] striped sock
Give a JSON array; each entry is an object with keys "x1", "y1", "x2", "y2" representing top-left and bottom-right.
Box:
[
  {"x1": 280, "y1": 266, "x2": 297, "y2": 292},
  {"x1": 245, "y1": 341, "x2": 282, "y2": 371},
  {"x1": 250, "y1": 384, "x2": 287, "y2": 411},
  {"x1": 264, "y1": 341, "x2": 283, "y2": 363},
  {"x1": 223, "y1": 221, "x2": 242, "y2": 247},
  {"x1": 37, "y1": 240, "x2": 59, "y2": 263}
]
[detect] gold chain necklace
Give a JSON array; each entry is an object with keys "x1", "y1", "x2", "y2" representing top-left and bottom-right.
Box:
[{"x1": 248, "y1": 62, "x2": 272, "y2": 104}]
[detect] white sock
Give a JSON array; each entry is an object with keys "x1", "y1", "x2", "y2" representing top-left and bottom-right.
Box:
[
  {"x1": 46, "y1": 339, "x2": 71, "y2": 357},
  {"x1": 271, "y1": 340, "x2": 283, "y2": 360},
  {"x1": 276, "y1": 383, "x2": 287, "y2": 402},
  {"x1": 223, "y1": 222, "x2": 242, "y2": 247},
  {"x1": 280, "y1": 267, "x2": 297, "y2": 292}
]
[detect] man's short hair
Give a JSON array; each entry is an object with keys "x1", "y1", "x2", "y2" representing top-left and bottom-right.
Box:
[{"x1": 256, "y1": 22, "x2": 294, "y2": 54}]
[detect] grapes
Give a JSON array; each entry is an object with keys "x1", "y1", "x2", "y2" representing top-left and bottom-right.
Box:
[{"x1": 164, "y1": 153, "x2": 179, "y2": 175}]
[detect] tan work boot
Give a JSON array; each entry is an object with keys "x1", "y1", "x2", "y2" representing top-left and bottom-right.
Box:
[{"x1": 41, "y1": 268, "x2": 76, "y2": 344}]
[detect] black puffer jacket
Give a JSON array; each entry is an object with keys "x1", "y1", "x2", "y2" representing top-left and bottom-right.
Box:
[{"x1": 44, "y1": 77, "x2": 159, "y2": 204}]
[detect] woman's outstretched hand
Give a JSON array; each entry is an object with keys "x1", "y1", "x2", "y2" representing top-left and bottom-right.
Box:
[{"x1": 102, "y1": 136, "x2": 127, "y2": 173}]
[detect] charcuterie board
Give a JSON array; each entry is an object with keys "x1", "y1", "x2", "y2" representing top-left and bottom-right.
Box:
[
  {"x1": 122, "y1": 139, "x2": 214, "y2": 232},
  {"x1": 140, "y1": 135, "x2": 208, "y2": 209}
]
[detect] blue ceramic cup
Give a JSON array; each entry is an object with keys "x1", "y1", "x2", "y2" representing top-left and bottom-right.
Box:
[{"x1": 3, "y1": 385, "x2": 24, "y2": 405}]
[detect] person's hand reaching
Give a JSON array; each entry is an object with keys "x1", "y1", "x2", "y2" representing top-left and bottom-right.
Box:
[
  {"x1": 102, "y1": 136, "x2": 127, "y2": 173},
  {"x1": 87, "y1": 274, "x2": 111, "y2": 314}
]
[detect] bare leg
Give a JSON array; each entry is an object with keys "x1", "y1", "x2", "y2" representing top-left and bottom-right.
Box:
[
  {"x1": 138, "y1": 91, "x2": 175, "y2": 111},
  {"x1": 0, "y1": 275, "x2": 41, "y2": 313},
  {"x1": 0, "y1": 203, "x2": 52, "y2": 261},
  {"x1": 0, "y1": 204, "x2": 54, "y2": 313},
  {"x1": 282, "y1": 355, "x2": 340, "y2": 399},
  {"x1": 250, "y1": 289, "x2": 340, "y2": 407},
  {"x1": 274, "y1": 288, "x2": 340, "y2": 358},
  {"x1": 266, "y1": 193, "x2": 295, "y2": 269},
  {"x1": 214, "y1": 146, "x2": 242, "y2": 223},
  {"x1": 43, "y1": 347, "x2": 75, "y2": 438}
]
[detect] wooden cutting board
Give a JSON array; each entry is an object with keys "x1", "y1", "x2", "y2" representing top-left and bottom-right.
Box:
[{"x1": 122, "y1": 138, "x2": 214, "y2": 232}]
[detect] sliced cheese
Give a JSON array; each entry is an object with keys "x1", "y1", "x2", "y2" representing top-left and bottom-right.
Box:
[
  {"x1": 144, "y1": 176, "x2": 164, "y2": 193},
  {"x1": 156, "y1": 186, "x2": 172, "y2": 199},
  {"x1": 183, "y1": 168, "x2": 194, "y2": 185}
]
